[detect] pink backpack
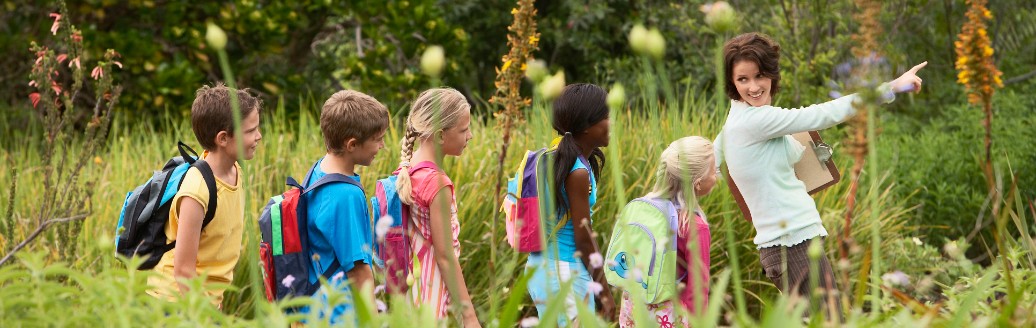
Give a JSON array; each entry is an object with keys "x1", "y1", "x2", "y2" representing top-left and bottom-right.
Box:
[{"x1": 370, "y1": 162, "x2": 436, "y2": 294}]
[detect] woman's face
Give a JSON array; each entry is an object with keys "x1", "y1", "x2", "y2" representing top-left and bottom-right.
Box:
[{"x1": 732, "y1": 60, "x2": 773, "y2": 107}]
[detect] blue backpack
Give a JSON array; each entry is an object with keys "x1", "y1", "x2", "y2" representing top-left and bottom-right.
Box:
[{"x1": 115, "y1": 142, "x2": 217, "y2": 270}]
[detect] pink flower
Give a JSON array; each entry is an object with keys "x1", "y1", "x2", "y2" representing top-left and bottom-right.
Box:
[
  {"x1": 91, "y1": 66, "x2": 103, "y2": 80},
  {"x1": 374, "y1": 284, "x2": 386, "y2": 295},
  {"x1": 29, "y1": 93, "x2": 41, "y2": 108},
  {"x1": 281, "y1": 274, "x2": 296, "y2": 288},
  {"x1": 71, "y1": 31, "x2": 82, "y2": 43},
  {"x1": 50, "y1": 80, "x2": 62, "y2": 95},
  {"x1": 56, "y1": 54, "x2": 67, "y2": 64},
  {"x1": 28, "y1": 80, "x2": 37, "y2": 87},
  {"x1": 331, "y1": 271, "x2": 345, "y2": 282},
  {"x1": 589, "y1": 252, "x2": 603, "y2": 269},
  {"x1": 49, "y1": 13, "x2": 61, "y2": 35},
  {"x1": 588, "y1": 281, "x2": 604, "y2": 295},
  {"x1": 113, "y1": 61, "x2": 123, "y2": 69},
  {"x1": 69, "y1": 57, "x2": 81, "y2": 70}
]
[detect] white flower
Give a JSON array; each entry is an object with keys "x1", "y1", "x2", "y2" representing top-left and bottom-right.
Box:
[
  {"x1": 331, "y1": 271, "x2": 345, "y2": 283},
  {"x1": 587, "y1": 281, "x2": 604, "y2": 296},
  {"x1": 589, "y1": 252, "x2": 604, "y2": 269},
  {"x1": 520, "y1": 317, "x2": 540, "y2": 327},
  {"x1": 881, "y1": 271, "x2": 911, "y2": 288},
  {"x1": 374, "y1": 284, "x2": 386, "y2": 295},
  {"x1": 912, "y1": 237, "x2": 923, "y2": 246},
  {"x1": 376, "y1": 300, "x2": 387, "y2": 312},
  {"x1": 606, "y1": 259, "x2": 618, "y2": 269},
  {"x1": 281, "y1": 274, "x2": 296, "y2": 288},
  {"x1": 944, "y1": 241, "x2": 963, "y2": 259},
  {"x1": 420, "y1": 45, "x2": 445, "y2": 77},
  {"x1": 376, "y1": 215, "x2": 394, "y2": 242},
  {"x1": 205, "y1": 23, "x2": 227, "y2": 50}
]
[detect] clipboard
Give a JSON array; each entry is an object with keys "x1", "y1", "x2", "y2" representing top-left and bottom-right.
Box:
[{"x1": 724, "y1": 131, "x2": 841, "y2": 222}]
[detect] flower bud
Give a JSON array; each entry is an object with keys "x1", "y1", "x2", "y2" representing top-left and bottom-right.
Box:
[
  {"x1": 205, "y1": 22, "x2": 227, "y2": 50},
  {"x1": 607, "y1": 83, "x2": 626, "y2": 110},
  {"x1": 421, "y1": 45, "x2": 445, "y2": 77},
  {"x1": 645, "y1": 28, "x2": 666, "y2": 59},
  {"x1": 525, "y1": 59, "x2": 548, "y2": 82},
  {"x1": 629, "y1": 24, "x2": 649, "y2": 55},
  {"x1": 702, "y1": 1, "x2": 737, "y2": 34},
  {"x1": 538, "y1": 71, "x2": 566, "y2": 100}
]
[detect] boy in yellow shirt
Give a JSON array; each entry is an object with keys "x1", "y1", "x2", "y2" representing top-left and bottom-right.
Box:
[{"x1": 147, "y1": 83, "x2": 263, "y2": 307}]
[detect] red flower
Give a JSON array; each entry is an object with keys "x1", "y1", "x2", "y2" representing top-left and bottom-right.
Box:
[
  {"x1": 29, "y1": 93, "x2": 41, "y2": 108},
  {"x1": 49, "y1": 13, "x2": 61, "y2": 35}
]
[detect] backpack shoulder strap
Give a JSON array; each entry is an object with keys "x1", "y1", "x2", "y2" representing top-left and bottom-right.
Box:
[
  {"x1": 191, "y1": 159, "x2": 219, "y2": 230},
  {"x1": 305, "y1": 173, "x2": 363, "y2": 194}
]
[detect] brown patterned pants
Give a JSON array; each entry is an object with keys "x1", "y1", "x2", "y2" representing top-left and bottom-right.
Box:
[{"x1": 758, "y1": 237, "x2": 843, "y2": 321}]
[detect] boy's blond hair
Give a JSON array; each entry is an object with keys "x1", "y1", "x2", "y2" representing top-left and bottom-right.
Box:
[
  {"x1": 191, "y1": 82, "x2": 263, "y2": 150},
  {"x1": 320, "y1": 90, "x2": 390, "y2": 155}
]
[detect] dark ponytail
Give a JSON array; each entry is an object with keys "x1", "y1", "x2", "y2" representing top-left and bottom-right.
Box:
[{"x1": 550, "y1": 83, "x2": 609, "y2": 214}]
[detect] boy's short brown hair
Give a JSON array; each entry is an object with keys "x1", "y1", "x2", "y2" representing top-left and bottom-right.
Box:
[
  {"x1": 320, "y1": 90, "x2": 390, "y2": 155},
  {"x1": 191, "y1": 83, "x2": 263, "y2": 150},
  {"x1": 723, "y1": 32, "x2": 782, "y2": 101}
]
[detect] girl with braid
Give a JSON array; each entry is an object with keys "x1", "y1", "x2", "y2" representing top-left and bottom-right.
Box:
[{"x1": 395, "y1": 88, "x2": 480, "y2": 327}]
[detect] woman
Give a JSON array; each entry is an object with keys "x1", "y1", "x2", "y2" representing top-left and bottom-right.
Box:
[{"x1": 714, "y1": 32, "x2": 925, "y2": 319}]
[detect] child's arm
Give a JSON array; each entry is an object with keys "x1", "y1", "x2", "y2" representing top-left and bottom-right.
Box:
[
  {"x1": 346, "y1": 262, "x2": 374, "y2": 297},
  {"x1": 566, "y1": 169, "x2": 615, "y2": 321},
  {"x1": 428, "y1": 188, "x2": 480, "y2": 328},
  {"x1": 172, "y1": 197, "x2": 204, "y2": 295}
]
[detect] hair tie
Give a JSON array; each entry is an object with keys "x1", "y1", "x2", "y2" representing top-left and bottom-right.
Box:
[
  {"x1": 563, "y1": 131, "x2": 573, "y2": 137},
  {"x1": 400, "y1": 161, "x2": 411, "y2": 168}
]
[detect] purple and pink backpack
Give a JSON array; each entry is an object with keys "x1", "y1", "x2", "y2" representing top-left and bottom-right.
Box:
[
  {"x1": 370, "y1": 162, "x2": 437, "y2": 294},
  {"x1": 501, "y1": 148, "x2": 554, "y2": 253}
]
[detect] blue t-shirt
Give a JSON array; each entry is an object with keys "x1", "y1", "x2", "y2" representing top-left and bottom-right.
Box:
[
  {"x1": 299, "y1": 158, "x2": 372, "y2": 323},
  {"x1": 546, "y1": 156, "x2": 597, "y2": 262}
]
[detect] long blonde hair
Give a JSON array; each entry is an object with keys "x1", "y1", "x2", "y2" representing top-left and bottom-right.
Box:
[
  {"x1": 645, "y1": 136, "x2": 715, "y2": 211},
  {"x1": 396, "y1": 87, "x2": 470, "y2": 205}
]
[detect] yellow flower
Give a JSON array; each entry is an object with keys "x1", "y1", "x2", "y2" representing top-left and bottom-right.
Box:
[
  {"x1": 511, "y1": 7, "x2": 518, "y2": 15},
  {"x1": 978, "y1": 28, "x2": 987, "y2": 37},
  {"x1": 983, "y1": 8, "x2": 992, "y2": 19},
  {"x1": 520, "y1": 63, "x2": 527, "y2": 71},
  {"x1": 983, "y1": 46, "x2": 993, "y2": 57},
  {"x1": 956, "y1": 56, "x2": 968, "y2": 67},
  {"x1": 528, "y1": 35, "x2": 539, "y2": 45},
  {"x1": 502, "y1": 60, "x2": 512, "y2": 71},
  {"x1": 994, "y1": 75, "x2": 1003, "y2": 86},
  {"x1": 94, "y1": 156, "x2": 103, "y2": 164}
]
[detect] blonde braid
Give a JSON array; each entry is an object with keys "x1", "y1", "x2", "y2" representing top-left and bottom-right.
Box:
[{"x1": 396, "y1": 125, "x2": 421, "y2": 205}]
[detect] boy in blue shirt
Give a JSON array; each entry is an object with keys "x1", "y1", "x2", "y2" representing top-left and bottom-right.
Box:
[{"x1": 302, "y1": 89, "x2": 389, "y2": 323}]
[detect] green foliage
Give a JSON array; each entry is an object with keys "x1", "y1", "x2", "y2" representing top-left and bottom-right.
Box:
[{"x1": 877, "y1": 90, "x2": 1036, "y2": 254}]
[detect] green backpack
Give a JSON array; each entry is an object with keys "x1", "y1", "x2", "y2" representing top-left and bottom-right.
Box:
[{"x1": 604, "y1": 197, "x2": 680, "y2": 304}]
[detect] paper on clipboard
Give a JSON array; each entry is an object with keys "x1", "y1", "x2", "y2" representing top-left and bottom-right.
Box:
[{"x1": 791, "y1": 131, "x2": 840, "y2": 195}]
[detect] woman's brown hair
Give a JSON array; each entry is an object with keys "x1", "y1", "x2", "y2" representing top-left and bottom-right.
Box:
[{"x1": 723, "y1": 32, "x2": 782, "y2": 101}]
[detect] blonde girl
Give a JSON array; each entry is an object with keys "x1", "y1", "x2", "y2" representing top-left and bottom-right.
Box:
[
  {"x1": 396, "y1": 88, "x2": 480, "y2": 327},
  {"x1": 617, "y1": 136, "x2": 718, "y2": 328}
]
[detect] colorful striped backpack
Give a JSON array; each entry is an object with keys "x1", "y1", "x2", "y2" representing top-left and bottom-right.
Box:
[{"x1": 257, "y1": 162, "x2": 363, "y2": 301}]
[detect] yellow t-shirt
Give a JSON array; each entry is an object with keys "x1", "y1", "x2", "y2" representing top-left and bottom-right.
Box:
[{"x1": 146, "y1": 160, "x2": 244, "y2": 306}]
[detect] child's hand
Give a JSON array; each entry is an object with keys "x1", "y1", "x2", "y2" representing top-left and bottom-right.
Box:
[{"x1": 890, "y1": 61, "x2": 927, "y2": 93}]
